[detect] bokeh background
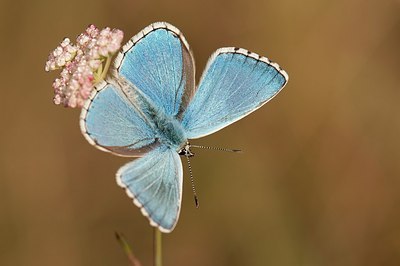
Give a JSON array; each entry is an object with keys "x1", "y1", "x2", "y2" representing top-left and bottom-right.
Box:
[{"x1": 1, "y1": 0, "x2": 399, "y2": 265}]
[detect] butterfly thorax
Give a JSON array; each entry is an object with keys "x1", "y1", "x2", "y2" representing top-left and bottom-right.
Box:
[{"x1": 153, "y1": 112, "x2": 187, "y2": 151}]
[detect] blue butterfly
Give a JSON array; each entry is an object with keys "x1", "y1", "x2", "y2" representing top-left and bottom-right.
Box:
[{"x1": 80, "y1": 22, "x2": 288, "y2": 233}]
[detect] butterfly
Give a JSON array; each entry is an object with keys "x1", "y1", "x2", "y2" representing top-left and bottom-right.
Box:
[{"x1": 80, "y1": 22, "x2": 288, "y2": 233}]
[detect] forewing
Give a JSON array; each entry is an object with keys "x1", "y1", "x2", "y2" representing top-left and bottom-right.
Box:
[
  {"x1": 182, "y1": 48, "x2": 288, "y2": 139},
  {"x1": 80, "y1": 80, "x2": 159, "y2": 157},
  {"x1": 116, "y1": 146, "x2": 183, "y2": 233},
  {"x1": 114, "y1": 22, "x2": 195, "y2": 119}
]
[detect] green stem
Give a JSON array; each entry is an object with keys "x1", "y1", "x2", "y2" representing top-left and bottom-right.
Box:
[
  {"x1": 154, "y1": 228, "x2": 162, "y2": 266},
  {"x1": 100, "y1": 55, "x2": 112, "y2": 80}
]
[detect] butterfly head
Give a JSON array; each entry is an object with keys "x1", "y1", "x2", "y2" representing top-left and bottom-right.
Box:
[{"x1": 178, "y1": 142, "x2": 194, "y2": 157}]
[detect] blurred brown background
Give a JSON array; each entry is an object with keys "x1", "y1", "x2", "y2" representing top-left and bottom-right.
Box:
[{"x1": 1, "y1": 0, "x2": 399, "y2": 265}]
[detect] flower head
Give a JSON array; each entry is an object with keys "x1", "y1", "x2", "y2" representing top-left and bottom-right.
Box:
[{"x1": 45, "y1": 25, "x2": 123, "y2": 108}]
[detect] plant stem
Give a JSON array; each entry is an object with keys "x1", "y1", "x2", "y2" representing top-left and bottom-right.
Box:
[
  {"x1": 154, "y1": 228, "x2": 162, "y2": 266},
  {"x1": 100, "y1": 55, "x2": 112, "y2": 80}
]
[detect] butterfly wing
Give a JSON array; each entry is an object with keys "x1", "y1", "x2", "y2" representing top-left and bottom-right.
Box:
[
  {"x1": 182, "y1": 48, "x2": 288, "y2": 139},
  {"x1": 114, "y1": 22, "x2": 195, "y2": 119},
  {"x1": 80, "y1": 80, "x2": 159, "y2": 157},
  {"x1": 116, "y1": 146, "x2": 183, "y2": 233}
]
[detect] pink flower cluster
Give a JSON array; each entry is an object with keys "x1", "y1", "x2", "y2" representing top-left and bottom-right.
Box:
[{"x1": 45, "y1": 25, "x2": 124, "y2": 108}]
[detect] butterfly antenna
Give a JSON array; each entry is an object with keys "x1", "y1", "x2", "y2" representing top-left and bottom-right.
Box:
[
  {"x1": 190, "y1": 144, "x2": 242, "y2": 153},
  {"x1": 185, "y1": 156, "x2": 199, "y2": 208}
]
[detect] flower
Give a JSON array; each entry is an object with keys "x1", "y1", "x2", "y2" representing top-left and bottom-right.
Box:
[
  {"x1": 45, "y1": 25, "x2": 124, "y2": 108},
  {"x1": 45, "y1": 38, "x2": 78, "y2": 72},
  {"x1": 97, "y1": 27, "x2": 124, "y2": 57}
]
